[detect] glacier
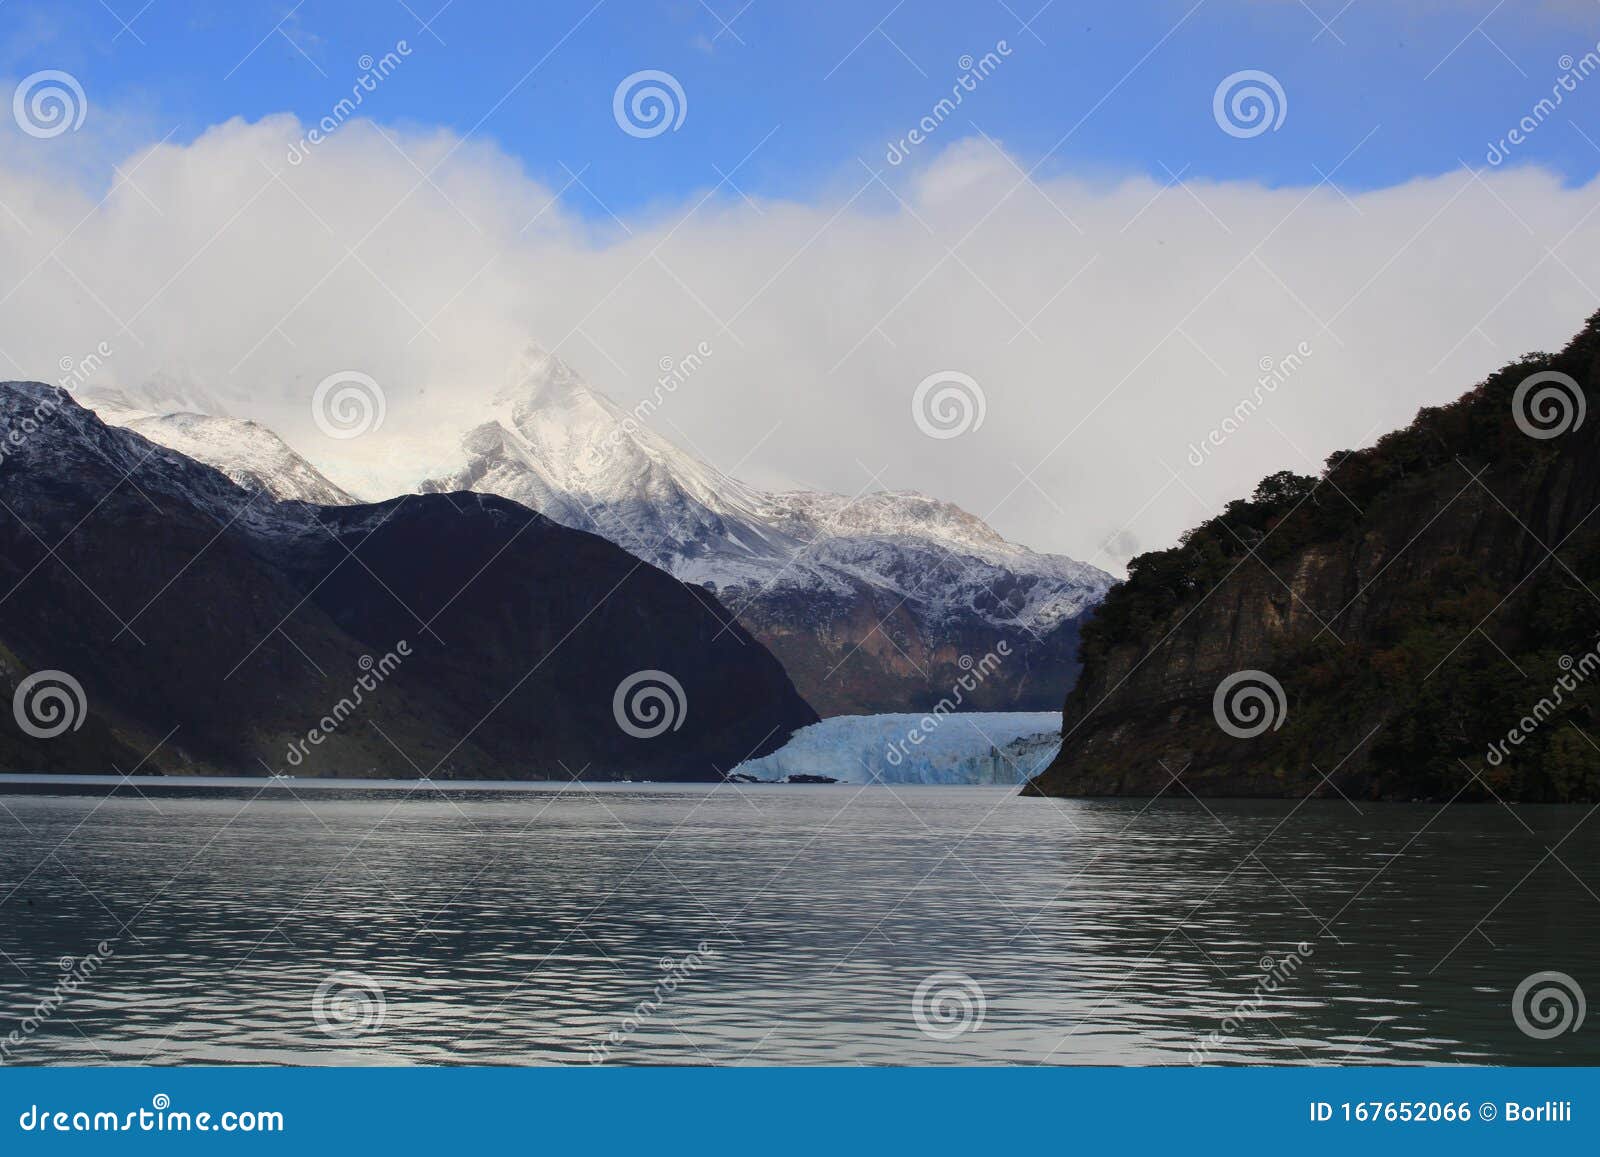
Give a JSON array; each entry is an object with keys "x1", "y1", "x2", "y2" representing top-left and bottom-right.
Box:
[{"x1": 732, "y1": 712, "x2": 1062, "y2": 785}]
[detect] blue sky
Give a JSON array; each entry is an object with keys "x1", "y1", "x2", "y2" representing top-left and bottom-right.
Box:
[{"x1": 7, "y1": 0, "x2": 1600, "y2": 209}]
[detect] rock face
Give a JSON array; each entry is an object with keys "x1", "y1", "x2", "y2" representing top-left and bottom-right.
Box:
[
  {"x1": 1026, "y1": 314, "x2": 1600, "y2": 803},
  {"x1": 421, "y1": 348, "x2": 1113, "y2": 716},
  {"x1": 0, "y1": 383, "x2": 815, "y2": 780}
]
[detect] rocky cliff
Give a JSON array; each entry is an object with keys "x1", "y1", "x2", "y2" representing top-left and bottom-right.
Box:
[{"x1": 1026, "y1": 314, "x2": 1600, "y2": 802}]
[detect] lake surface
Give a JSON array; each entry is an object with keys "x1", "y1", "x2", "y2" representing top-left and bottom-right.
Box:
[{"x1": 0, "y1": 779, "x2": 1595, "y2": 1066}]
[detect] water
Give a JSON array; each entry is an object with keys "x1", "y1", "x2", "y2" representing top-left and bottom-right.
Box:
[{"x1": 0, "y1": 779, "x2": 1594, "y2": 1066}]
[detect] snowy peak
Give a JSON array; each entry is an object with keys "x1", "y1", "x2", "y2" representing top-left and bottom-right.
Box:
[
  {"x1": 488, "y1": 343, "x2": 769, "y2": 519},
  {"x1": 421, "y1": 343, "x2": 1114, "y2": 632},
  {"x1": 497, "y1": 344, "x2": 590, "y2": 410}
]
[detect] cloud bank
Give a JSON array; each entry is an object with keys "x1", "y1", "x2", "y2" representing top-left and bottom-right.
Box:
[{"x1": 1, "y1": 112, "x2": 1597, "y2": 572}]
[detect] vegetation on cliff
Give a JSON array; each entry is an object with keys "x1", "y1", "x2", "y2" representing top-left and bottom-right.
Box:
[{"x1": 1031, "y1": 312, "x2": 1600, "y2": 801}]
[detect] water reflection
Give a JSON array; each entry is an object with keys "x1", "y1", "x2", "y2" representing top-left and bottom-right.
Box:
[{"x1": 0, "y1": 782, "x2": 1594, "y2": 1065}]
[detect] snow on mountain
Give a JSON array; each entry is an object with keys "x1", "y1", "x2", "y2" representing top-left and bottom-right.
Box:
[
  {"x1": 80, "y1": 389, "x2": 356, "y2": 506},
  {"x1": 414, "y1": 345, "x2": 1114, "y2": 715},
  {"x1": 422, "y1": 346, "x2": 1114, "y2": 632},
  {"x1": 56, "y1": 346, "x2": 1113, "y2": 717},
  {"x1": 732, "y1": 712, "x2": 1063, "y2": 785}
]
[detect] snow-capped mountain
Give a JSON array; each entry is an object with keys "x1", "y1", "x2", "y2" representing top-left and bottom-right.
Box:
[
  {"x1": 81, "y1": 389, "x2": 355, "y2": 506},
  {"x1": 63, "y1": 349, "x2": 1113, "y2": 715},
  {"x1": 0, "y1": 381, "x2": 813, "y2": 781},
  {"x1": 421, "y1": 347, "x2": 1114, "y2": 715}
]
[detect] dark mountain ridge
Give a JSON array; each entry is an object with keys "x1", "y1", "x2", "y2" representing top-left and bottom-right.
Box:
[
  {"x1": 1026, "y1": 312, "x2": 1600, "y2": 802},
  {"x1": 0, "y1": 382, "x2": 815, "y2": 780}
]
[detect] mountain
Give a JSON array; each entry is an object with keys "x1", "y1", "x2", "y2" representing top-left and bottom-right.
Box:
[
  {"x1": 1024, "y1": 313, "x2": 1600, "y2": 803},
  {"x1": 421, "y1": 348, "x2": 1114, "y2": 716},
  {"x1": 82, "y1": 389, "x2": 355, "y2": 505},
  {"x1": 0, "y1": 382, "x2": 815, "y2": 780}
]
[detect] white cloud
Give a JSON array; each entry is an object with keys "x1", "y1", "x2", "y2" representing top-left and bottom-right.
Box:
[{"x1": 1, "y1": 113, "x2": 1596, "y2": 574}]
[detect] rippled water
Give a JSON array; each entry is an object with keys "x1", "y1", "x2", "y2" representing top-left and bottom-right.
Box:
[{"x1": 0, "y1": 779, "x2": 1595, "y2": 1066}]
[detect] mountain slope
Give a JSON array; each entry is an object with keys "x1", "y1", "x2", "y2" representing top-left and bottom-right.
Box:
[
  {"x1": 1024, "y1": 313, "x2": 1600, "y2": 803},
  {"x1": 0, "y1": 382, "x2": 814, "y2": 780},
  {"x1": 83, "y1": 390, "x2": 355, "y2": 505},
  {"x1": 422, "y1": 349, "x2": 1114, "y2": 715}
]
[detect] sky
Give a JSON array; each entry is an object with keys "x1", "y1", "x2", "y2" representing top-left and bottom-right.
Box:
[{"x1": 3, "y1": 0, "x2": 1600, "y2": 572}]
